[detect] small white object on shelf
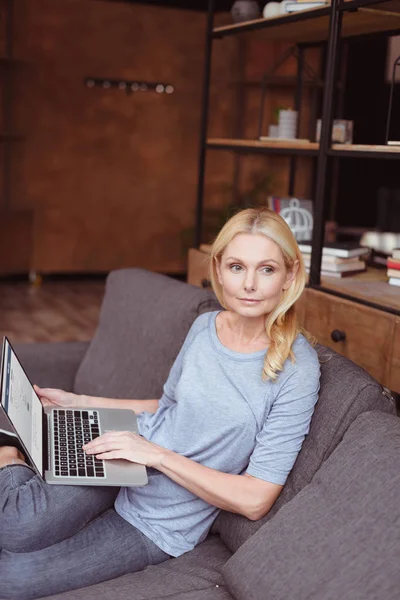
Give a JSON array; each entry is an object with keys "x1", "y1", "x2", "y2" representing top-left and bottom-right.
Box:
[
  {"x1": 268, "y1": 124, "x2": 280, "y2": 137},
  {"x1": 278, "y1": 198, "x2": 313, "y2": 242},
  {"x1": 263, "y1": 2, "x2": 281, "y2": 17},
  {"x1": 316, "y1": 119, "x2": 353, "y2": 144},
  {"x1": 283, "y1": 1, "x2": 329, "y2": 12},
  {"x1": 278, "y1": 109, "x2": 298, "y2": 139}
]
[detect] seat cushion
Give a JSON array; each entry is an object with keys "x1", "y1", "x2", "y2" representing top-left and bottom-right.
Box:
[
  {"x1": 223, "y1": 411, "x2": 400, "y2": 600},
  {"x1": 74, "y1": 269, "x2": 220, "y2": 399},
  {"x1": 42, "y1": 536, "x2": 233, "y2": 600},
  {"x1": 213, "y1": 345, "x2": 395, "y2": 552}
]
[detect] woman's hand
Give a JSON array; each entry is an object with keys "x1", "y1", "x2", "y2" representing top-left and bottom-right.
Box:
[
  {"x1": 83, "y1": 431, "x2": 166, "y2": 468},
  {"x1": 34, "y1": 385, "x2": 85, "y2": 409}
]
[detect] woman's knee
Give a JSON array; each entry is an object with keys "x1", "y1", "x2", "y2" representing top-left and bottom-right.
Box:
[{"x1": 0, "y1": 470, "x2": 119, "y2": 552}]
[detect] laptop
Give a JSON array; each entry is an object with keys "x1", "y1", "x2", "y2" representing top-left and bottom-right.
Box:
[{"x1": 0, "y1": 336, "x2": 148, "y2": 487}]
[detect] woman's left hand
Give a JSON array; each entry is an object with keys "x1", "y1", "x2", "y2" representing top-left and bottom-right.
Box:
[{"x1": 83, "y1": 431, "x2": 165, "y2": 468}]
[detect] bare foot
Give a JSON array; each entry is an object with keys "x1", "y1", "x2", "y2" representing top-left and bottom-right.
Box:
[{"x1": 0, "y1": 446, "x2": 26, "y2": 468}]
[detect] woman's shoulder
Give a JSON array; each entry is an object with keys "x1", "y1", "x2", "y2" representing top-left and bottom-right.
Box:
[
  {"x1": 290, "y1": 334, "x2": 320, "y2": 372},
  {"x1": 188, "y1": 310, "x2": 218, "y2": 336}
]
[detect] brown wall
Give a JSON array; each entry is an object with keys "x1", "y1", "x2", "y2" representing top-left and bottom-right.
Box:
[
  {"x1": 1, "y1": 1, "x2": 317, "y2": 275},
  {"x1": 3, "y1": 0, "x2": 236, "y2": 274}
]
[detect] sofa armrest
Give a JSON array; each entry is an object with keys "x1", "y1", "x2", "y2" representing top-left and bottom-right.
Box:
[{"x1": 13, "y1": 341, "x2": 90, "y2": 392}]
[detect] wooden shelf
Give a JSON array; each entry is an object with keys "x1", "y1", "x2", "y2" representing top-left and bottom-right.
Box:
[
  {"x1": 330, "y1": 143, "x2": 400, "y2": 158},
  {"x1": 213, "y1": 7, "x2": 400, "y2": 43},
  {"x1": 340, "y1": 0, "x2": 400, "y2": 13},
  {"x1": 207, "y1": 138, "x2": 319, "y2": 155},
  {"x1": 230, "y1": 76, "x2": 325, "y2": 88},
  {"x1": 317, "y1": 267, "x2": 400, "y2": 314}
]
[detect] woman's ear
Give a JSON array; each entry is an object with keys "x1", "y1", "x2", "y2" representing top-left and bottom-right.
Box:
[
  {"x1": 215, "y1": 257, "x2": 223, "y2": 285},
  {"x1": 283, "y1": 259, "x2": 299, "y2": 291}
]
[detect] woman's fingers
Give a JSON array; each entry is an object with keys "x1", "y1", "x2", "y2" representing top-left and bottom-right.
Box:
[
  {"x1": 93, "y1": 451, "x2": 126, "y2": 460},
  {"x1": 83, "y1": 431, "x2": 128, "y2": 452}
]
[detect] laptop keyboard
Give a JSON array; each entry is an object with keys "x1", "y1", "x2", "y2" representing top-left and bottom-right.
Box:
[{"x1": 52, "y1": 409, "x2": 105, "y2": 478}]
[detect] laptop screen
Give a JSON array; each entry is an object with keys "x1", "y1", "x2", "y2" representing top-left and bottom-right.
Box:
[{"x1": 1, "y1": 338, "x2": 43, "y2": 474}]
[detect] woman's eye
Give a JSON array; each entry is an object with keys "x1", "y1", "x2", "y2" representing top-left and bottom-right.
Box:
[
  {"x1": 229, "y1": 264, "x2": 243, "y2": 272},
  {"x1": 262, "y1": 266, "x2": 274, "y2": 274}
]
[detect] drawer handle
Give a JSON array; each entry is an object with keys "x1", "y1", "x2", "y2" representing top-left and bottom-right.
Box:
[
  {"x1": 201, "y1": 278, "x2": 211, "y2": 289},
  {"x1": 331, "y1": 329, "x2": 346, "y2": 343}
]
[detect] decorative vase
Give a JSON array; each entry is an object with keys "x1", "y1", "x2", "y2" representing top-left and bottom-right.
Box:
[{"x1": 231, "y1": 0, "x2": 261, "y2": 23}]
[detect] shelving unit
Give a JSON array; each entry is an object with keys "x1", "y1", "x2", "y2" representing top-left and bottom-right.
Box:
[
  {"x1": 195, "y1": 0, "x2": 400, "y2": 310},
  {"x1": 193, "y1": 0, "x2": 400, "y2": 391}
]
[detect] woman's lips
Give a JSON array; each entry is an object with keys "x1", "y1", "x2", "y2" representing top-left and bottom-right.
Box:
[{"x1": 238, "y1": 298, "x2": 262, "y2": 303}]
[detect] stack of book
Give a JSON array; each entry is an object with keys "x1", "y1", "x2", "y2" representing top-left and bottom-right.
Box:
[
  {"x1": 387, "y1": 248, "x2": 400, "y2": 287},
  {"x1": 298, "y1": 242, "x2": 368, "y2": 278}
]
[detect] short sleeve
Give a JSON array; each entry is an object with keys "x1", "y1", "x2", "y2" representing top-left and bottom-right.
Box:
[{"x1": 246, "y1": 358, "x2": 320, "y2": 485}]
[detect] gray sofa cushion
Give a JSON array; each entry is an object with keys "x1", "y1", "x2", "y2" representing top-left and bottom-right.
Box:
[
  {"x1": 43, "y1": 536, "x2": 233, "y2": 600},
  {"x1": 213, "y1": 345, "x2": 395, "y2": 552},
  {"x1": 223, "y1": 411, "x2": 400, "y2": 600},
  {"x1": 74, "y1": 269, "x2": 220, "y2": 399},
  {"x1": 14, "y1": 341, "x2": 89, "y2": 391}
]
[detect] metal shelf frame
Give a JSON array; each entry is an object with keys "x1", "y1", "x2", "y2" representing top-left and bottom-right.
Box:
[
  {"x1": 195, "y1": 0, "x2": 400, "y2": 311},
  {"x1": 212, "y1": 6, "x2": 332, "y2": 39}
]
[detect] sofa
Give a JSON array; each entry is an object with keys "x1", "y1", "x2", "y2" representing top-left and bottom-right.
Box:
[{"x1": 9, "y1": 268, "x2": 400, "y2": 600}]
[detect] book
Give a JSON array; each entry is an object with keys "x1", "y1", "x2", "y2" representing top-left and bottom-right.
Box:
[
  {"x1": 284, "y1": 1, "x2": 329, "y2": 12},
  {"x1": 301, "y1": 253, "x2": 358, "y2": 265},
  {"x1": 387, "y1": 269, "x2": 400, "y2": 279},
  {"x1": 318, "y1": 268, "x2": 366, "y2": 278},
  {"x1": 389, "y1": 277, "x2": 400, "y2": 287},
  {"x1": 392, "y1": 248, "x2": 400, "y2": 260},
  {"x1": 303, "y1": 258, "x2": 365, "y2": 273},
  {"x1": 298, "y1": 241, "x2": 369, "y2": 259},
  {"x1": 387, "y1": 258, "x2": 400, "y2": 270}
]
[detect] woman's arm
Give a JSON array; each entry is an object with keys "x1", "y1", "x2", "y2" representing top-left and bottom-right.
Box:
[
  {"x1": 34, "y1": 386, "x2": 159, "y2": 414},
  {"x1": 83, "y1": 395, "x2": 159, "y2": 414},
  {"x1": 84, "y1": 431, "x2": 282, "y2": 520},
  {"x1": 157, "y1": 449, "x2": 283, "y2": 520}
]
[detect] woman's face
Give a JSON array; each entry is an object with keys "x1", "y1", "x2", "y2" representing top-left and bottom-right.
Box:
[{"x1": 216, "y1": 233, "x2": 298, "y2": 319}]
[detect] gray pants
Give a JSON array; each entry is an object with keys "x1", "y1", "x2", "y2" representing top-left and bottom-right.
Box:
[{"x1": 0, "y1": 464, "x2": 170, "y2": 600}]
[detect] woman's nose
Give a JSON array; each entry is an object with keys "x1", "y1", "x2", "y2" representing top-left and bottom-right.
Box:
[{"x1": 244, "y1": 272, "x2": 256, "y2": 292}]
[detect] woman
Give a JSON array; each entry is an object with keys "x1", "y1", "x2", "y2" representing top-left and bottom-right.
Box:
[{"x1": 0, "y1": 208, "x2": 320, "y2": 599}]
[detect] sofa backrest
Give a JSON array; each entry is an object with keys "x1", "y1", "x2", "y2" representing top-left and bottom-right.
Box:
[
  {"x1": 212, "y1": 345, "x2": 395, "y2": 552},
  {"x1": 74, "y1": 269, "x2": 220, "y2": 398},
  {"x1": 223, "y1": 411, "x2": 400, "y2": 600}
]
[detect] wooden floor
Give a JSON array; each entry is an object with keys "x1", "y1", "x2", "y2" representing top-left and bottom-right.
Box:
[{"x1": 0, "y1": 279, "x2": 106, "y2": 344}]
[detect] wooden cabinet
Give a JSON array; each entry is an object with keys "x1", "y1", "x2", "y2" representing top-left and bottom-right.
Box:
[
  {"x1": 304, "y1": 288, "x2": 395, "y2": 387},
  {"x1": 187, "y1": 248, "x2": 399, "y2": 392},
  {"x1": 187, "y1": 248, "x2": 211, "y2": 289},
  {"x1": 389, "y1": 319, "x2": 400, "y2": 393}
]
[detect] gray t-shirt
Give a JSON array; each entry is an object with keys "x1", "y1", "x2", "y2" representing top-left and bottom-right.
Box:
[{"x1": 115, "y1": 310, "x2": 320, "y2": 557}]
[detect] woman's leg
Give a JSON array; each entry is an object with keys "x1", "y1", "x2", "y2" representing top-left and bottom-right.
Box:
[
  {"x1": 1, "y1": 508, "x2": 170, "y2": 600},
  {"x1": 0, "y1": 453, "x2": 119, "y2": 552}
]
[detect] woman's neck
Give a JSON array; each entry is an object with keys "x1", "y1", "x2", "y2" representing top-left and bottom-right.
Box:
[{"x1": 217, "y1": 311, "x2": 269, "y2": 353}]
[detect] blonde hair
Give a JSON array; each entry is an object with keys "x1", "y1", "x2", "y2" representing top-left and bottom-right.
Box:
[{"x1": 210, "y1": 207, "x2": 311, "y2": 381}]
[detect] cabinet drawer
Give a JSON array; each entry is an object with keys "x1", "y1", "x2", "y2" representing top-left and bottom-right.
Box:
[
  {"x1": 389, "y1": 319, "x2": 400, "y2": 393},
  {"x1": 187, "y1": 248, "x2": 211, "y2": 288},
  {"x1": 304, "y1": 289, "x2": 395, "y2": 386}
]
